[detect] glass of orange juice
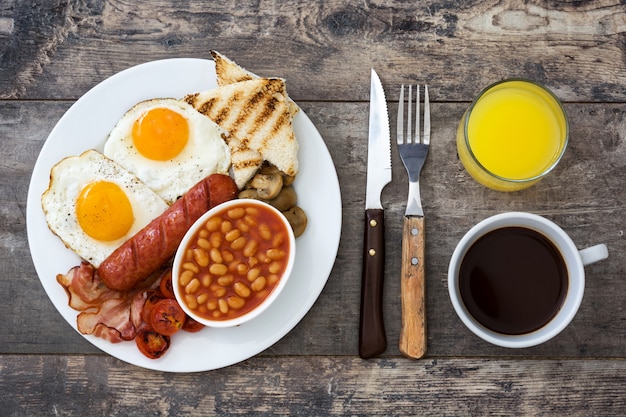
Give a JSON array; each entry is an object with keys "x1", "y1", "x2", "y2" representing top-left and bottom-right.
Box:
[{"x1": 457, "y1": 79, "x2": 569, "y2": 191}]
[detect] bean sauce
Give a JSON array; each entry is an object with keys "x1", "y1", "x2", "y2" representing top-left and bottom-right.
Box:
[{"x1": 177, "y1": 202, "x2": 291, "y2": 321}]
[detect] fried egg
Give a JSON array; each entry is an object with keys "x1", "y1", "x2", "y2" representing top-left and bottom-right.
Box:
[
  {"x1": 103, "y1": 98, "x2": 231, "y2": 204},
  {"x1": 41, "y1": 150, "x2": 169, "y2": 268}
]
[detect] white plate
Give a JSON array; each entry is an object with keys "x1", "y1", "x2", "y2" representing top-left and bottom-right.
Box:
[{"x1": 26, "y1": 58, "x2": 342, "y2": 372}]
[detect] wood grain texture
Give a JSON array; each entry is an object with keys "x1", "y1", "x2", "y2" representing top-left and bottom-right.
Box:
[
  {"x1": 1, "y1": 101, "x2": 625, "y2": 358},
  {"x1": 1, "y1": 1, "x2": 625, "y2": 102},
  {"x1": 0, "y1": 355, "x2": 625, "y2": 416},
  {"x1": 1, "y1": 0, "x2": 625, "y2": 414},
  {"x1": 399, "y1": 216, "x2": 427, "y2": 359}
]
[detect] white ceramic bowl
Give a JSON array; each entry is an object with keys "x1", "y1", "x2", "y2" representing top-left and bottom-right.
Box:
[{"x1": 172, "y1": 199, "x2": 296, "y2": 328}]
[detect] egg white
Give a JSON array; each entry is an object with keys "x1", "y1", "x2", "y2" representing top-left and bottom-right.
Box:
[
  {"x1": 41, "y1": 150, "x2": 169, "y2": 268},
  {"x1": 103, "y1": 98, "x2": 231, "y2": 204}
]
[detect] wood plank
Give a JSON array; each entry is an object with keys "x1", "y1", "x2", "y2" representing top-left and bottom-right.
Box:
[
  {"x1": 0, "y1": 355, "x2": 624, "y2": 416},
  {"x1": 3, "y1": 0, "x2": 625, "y2": 413},
  {"x1": 2, "y1": 100, "x2": 624, "y2": 357},
  {"x1": 1, "y1": 1, "x2": 625, "y2": 101}
]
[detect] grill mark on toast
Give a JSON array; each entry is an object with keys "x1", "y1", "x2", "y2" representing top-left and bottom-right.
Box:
[
  {"x1": 184, "y1": 93, "x2": 199, "y2": 110},
  {"x1": 187, "y1": 76, "x2": 298, "y2": 184},
  {"x1": 255, "y1": 97, "x2": 292, "y2": 157},
  {"x1": 254, "y1": 96, "x2": 280, "y2": 156},
  {"x1": 213, "y1": 91, "x2": 242, "y2": 127},
  {"x1": 233, "y1": 156, "x2": 262, "y2": 170},
  {"x1": 248, "y1": 80, "x2": 285, "y2": 137},
  {"x1": 228, "y1": 85, "x2": 267, "y2": 138}
]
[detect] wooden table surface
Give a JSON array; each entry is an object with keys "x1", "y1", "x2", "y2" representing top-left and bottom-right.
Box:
[{"x1": 1, "y1": 1, "x2": 625, "y2": 415}]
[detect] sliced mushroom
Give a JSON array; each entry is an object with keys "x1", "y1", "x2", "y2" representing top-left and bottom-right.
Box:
[
  {"x1": 250, "y1": 173, "x2": 283, "y2": 200},
  {"x1": 238, "y1": 188, "x2": 259, "y2": 200},
  {"x1": 282, "y1": 206, "x2": 307, "y2": 237},
  {"x1": 269, "y1": 186, "x2": 297, "y2": 212},
  {"x1": 282, "y1": 174, "x2": 296, "y2": 186},
  {"x1": 260, "y1": 164, "x2": 281, "y2": 175}
]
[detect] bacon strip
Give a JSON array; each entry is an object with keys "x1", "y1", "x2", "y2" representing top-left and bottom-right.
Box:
[
  {"x1": 77, "y1": 291, "x2": 147, "y2": 342},
  {"x1": 56, "y1": 262, "x2": 123, "y2": 311},
  {"x1": 57, "y1": 262, "x2": 154, "y2": 343}
]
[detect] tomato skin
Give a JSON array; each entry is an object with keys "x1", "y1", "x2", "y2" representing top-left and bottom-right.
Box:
[
  {"x1": 182, "y1": 315, "x2": 205, "y2": 333},
  {"x1": 159, "y1": 269, "x2": 175, "y2": 299},
  {"x1": 150, "y1": 299, "x2": 186, "y2": 336},
  {"x1": 136, "y1": 326, "x2": 171, "y2": 359},
  {"x1": 142, "y1": 290, "x2": 165, "y2": 324}
]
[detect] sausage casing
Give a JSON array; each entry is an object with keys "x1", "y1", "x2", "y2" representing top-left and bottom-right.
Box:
[{"x1": 97, "y1": 174, "x2": 238, "y2": 291}]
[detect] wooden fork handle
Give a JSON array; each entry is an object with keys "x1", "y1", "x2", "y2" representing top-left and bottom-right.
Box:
[{"x1": 399, "y1": 215, "x2": 427, "y2": 359}]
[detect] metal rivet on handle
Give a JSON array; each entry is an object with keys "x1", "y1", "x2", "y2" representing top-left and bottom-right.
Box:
[{"x1": 411, "y1": 228, "x2": 418, "y2": 236}]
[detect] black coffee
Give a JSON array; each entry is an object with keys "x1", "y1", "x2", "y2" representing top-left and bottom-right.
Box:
[{"x1": 459, "y1": 226, "x2": 568, "y2": 335}]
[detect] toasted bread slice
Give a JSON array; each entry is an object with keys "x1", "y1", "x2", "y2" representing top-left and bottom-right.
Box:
[
  {"x1": 210, "y1": 50, "x2": 300, "y2": 118},
  {"x1": 227, "y1": 143, "x2": 264, "y2": 190},
  {"x1": 211, "y1": 50, "x2": 256, "y2": 86},
  {"x1": 185, "y1": 78, "x2": 299, "y2": 189}
]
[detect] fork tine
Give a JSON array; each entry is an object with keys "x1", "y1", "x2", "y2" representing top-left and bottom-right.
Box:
[
  {"x1": 423, "y1": 85, "x2": 430, "y2": 145},
  {"x1": 397, "y1": 85, "x2": 405, "y2": 145},
  {"x1": 407, "y1": 85, "x2": 412, "y2": 144},
  {"x1": 415, "y1": 85, "x2": 420, "y2": 145}
]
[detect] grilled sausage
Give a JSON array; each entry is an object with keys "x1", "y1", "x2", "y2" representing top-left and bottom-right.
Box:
[{"x1": 97, "y1": 174, "x2": 238, "y2": 291}]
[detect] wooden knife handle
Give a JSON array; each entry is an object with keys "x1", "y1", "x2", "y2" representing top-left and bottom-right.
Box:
[
  {"x1": 399, "y1": 216, "x2": 427, "y2": 359},
  {"x1": 359, "y1": 208, "x2": 387, "y2": 359}
]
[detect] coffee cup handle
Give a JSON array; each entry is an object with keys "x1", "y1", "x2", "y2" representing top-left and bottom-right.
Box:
[{"x1": 579, "y1": 244, "x2": 609, "y2": 266}]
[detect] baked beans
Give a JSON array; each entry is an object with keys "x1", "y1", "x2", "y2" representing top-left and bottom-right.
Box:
[{"x1": 177, "y1": 201, "x2": 291, "y2": 321}]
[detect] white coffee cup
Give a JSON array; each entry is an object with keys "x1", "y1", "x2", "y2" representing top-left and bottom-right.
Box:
[{"x1": 448, "y1": 212, "x2": 608, "y2": 348}]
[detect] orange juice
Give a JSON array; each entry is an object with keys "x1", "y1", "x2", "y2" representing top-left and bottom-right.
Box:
[{"x1": 457, "y1": 80, "x2": 568, "y2": 191}]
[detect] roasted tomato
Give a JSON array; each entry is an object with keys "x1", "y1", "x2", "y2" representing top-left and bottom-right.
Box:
[
  {"x1": 136, "y1": 326, "x2": 171, "y2": 359},
  {"x1": 182, "y1": 314, "x2": 205, "y2": 333},
  {"x1": 150, "y1": 298, "x2": 186, "y2": 336},
  {"x1": 142, "y1": 290, "x2": 165, "y2": 324},
  {"x1": 159, "y1": 269, "x2": 175, "y2": 299}
]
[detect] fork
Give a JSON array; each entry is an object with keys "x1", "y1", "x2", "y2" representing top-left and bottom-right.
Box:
[{"x1": 397, "y1": 84, "x2": 429, "y2": 359}]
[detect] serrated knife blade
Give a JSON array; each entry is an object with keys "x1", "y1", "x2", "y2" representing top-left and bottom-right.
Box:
[
  {"x1": 365, "y1": 70, "x2": 392, "y2": 209},
  {"x1": 359, "y1": 69, "x2": 391, "y2": 359}
]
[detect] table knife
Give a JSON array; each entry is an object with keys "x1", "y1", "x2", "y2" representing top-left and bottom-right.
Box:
[{"x1": 359, "y1": 69, "x2": 391, "y2": 359}]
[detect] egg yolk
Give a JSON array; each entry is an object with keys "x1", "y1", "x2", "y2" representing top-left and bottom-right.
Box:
[
  {"x1": 132, "y1": 107, "x2": 189, "y2": 161},
  {"x1": 76, "y1": 181, "x2": 134, "y2": 241}
]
